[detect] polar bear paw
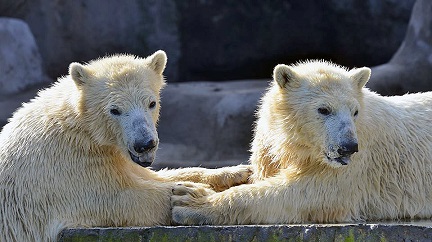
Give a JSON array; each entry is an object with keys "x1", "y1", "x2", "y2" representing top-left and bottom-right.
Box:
[
  {"x1": 208, "y1": 164, "x2": 253, "y2": 192},
  {"x1": 171, "y1": 183, "x2": 216, "y2": 225},
  {"x1": 171, "y1": 206, "x2": 212, "y2": 225},
  {"x1": 172, "y1": 182, "x2": 216, "y2": 198}
]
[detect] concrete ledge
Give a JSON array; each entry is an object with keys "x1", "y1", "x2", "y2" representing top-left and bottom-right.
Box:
[{"x1": 59, "y1": 223, "x2": 432, "y2": 241}]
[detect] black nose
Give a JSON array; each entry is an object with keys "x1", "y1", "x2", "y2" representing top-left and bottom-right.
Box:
[
  {"x1": 134, "y1": 139, "x2": 157, "y2": 154},
  {"x1": 337, "y1": 142, "x2": 359, "y2": 156}
]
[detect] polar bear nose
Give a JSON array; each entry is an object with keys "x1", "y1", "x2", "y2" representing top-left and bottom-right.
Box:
[
  {"x1": 134, "y1": 139, "x2": 157, "y2": 154},
  {"x1": 337, "y1": 142, "x2": 358, "y2": 156}
]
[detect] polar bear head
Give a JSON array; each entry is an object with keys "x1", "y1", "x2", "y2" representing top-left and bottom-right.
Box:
[
  {"x1": 271, "y1": 61, "x2": 371, "y2": 168},
  {"x1": 69, "y1": 51, "x2": 167, "y2": 167}
]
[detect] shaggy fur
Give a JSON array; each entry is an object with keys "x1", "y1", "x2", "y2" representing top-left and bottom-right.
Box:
[
  {"x1": 171, "y1": 60, "x2": 432, "y2": 225},
  {"x1": 0, "y1": 51, "x2": 250, "y2": 241}
]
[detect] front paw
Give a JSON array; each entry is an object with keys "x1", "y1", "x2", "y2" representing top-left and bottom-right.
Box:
[
  {"x1": 172, "y1": 206, "x2": 212, "y2": 225},
  {"x1": 171, "y1": 183, "x2": 216, "y2": 225},
  {"x1": 210, "y1": 165, "x2": 253, "y2": 192},
  {"x1": 172, "y1": 182, "x2": 216, "y2": 198}
]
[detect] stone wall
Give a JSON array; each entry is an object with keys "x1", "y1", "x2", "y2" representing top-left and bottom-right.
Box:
[
  {"x1": 59, "y1": 223, "x2": 432, "y2": 242},
  {"x1": 367, "y1": 0, "x2": 432, "y2": 95},
  {"x1": 0, "y1": 0, "x2": 415, "y2": 82},
  {"x1": 0, "y1": 18, "x2": 51, "y2": 127}
]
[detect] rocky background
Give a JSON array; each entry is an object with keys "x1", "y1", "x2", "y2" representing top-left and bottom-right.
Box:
[{"x1": 0, "y1": 0, "x2": 431, "y2": 169}]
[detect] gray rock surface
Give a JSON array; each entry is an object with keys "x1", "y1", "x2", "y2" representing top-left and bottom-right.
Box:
[
  {"x1": 0, "y1": 84, "x2": 46, "y2": 128},
  {"x1": 0, "y1": 0, "x2": 415, "y2": 82},
  {"x1": 176, "y1": 0, "x2": 415, "y2": 82},
  {"x1": 153, "y1": 80, "x2": 268, "y2": 169},
  {"x1": 0, "y1": 18, "x2": 49, "y2": 96},
  {"x1": 367, "y1": 0, "x2": 432, "y2": 95},
  {"x1": 0, "y1": 0, "x2": 180, "y2": 81},
  {"x1": 59, "y1": 223, "x2": 432, "y2": 242}
]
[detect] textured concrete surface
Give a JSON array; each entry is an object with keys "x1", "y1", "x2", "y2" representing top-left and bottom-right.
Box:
[{"x1": 59, "y1": 223, "x2": 432, "y2": 242}]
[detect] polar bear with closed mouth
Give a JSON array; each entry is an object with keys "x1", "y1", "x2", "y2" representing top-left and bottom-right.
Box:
[{"x1": 171, "y1": 60, "x2": 432, "y2": 225}]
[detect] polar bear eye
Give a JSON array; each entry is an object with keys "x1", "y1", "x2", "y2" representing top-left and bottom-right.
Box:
[
  {"x1": 354, "y1": 110, "x2": 359, "y2": 116},
  {"x1": 149, "y1": 101, "x2": 156, "y2": 109},
  {"x1": 109, "y1": 108, "x2": 121, "y2": 116},
  {"x1": 318, "y1": 107, "x2": 331, "y2": 116}
]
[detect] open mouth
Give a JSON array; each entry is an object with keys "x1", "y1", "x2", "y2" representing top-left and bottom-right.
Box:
[
  {"x1": 326, "y1": 155, "x2": 351, "y2": 166},
  {"x1": 128, "y1": 151, "x2": 153, "y2": 167}
]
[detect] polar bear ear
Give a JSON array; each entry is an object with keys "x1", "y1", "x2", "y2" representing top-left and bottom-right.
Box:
[
  {"x1": 273, "y1": 64, "x2": 299, "y2": 89},
  {"x1": 349, "y1": 67, "x2": 371, "y2": 90},
  {"x1": 147, "y1": 50, "x2": 167, "y2": 75},
  {"x1": 69, "y1": 63, "x2": 91, "y2": 87}
]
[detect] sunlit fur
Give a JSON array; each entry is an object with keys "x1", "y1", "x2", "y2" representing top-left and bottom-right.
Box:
[
  {"x1": 172, "y1": 60, "x2": 432, "y2": 225},
  {"x1": 0, "y1": 51, "x2": 251, "y2": 241}
]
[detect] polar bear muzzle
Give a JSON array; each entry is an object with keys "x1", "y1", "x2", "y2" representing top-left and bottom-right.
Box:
[{"x1": 128, "y1": 139, "x2": 158, "y2": 167}]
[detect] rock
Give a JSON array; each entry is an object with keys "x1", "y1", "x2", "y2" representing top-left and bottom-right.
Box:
[
  {"x1": 0, "y1": 85, "x2": 45, "y2": 127},
  {"x1": 0, "y1": 0, "x2": 180, "y2": 82},
  {"x1": 153, "y1": 80, "x2": 268, "y2": 169},
  {"x1": 0, "y1": 0, "x2": 415, "y2": 82},
  {"x1": 367, "y1": 0, "x2": 432, "y2": 95},
  {"x1": 0, "y1": 18, "x2": 48, "y2": 96},
  {"x1": 176, "y1": 0, "x2": 415, "y2": 82},
  {"x1": 59, "y1": 223, "x2": 432, "y2": 242}
]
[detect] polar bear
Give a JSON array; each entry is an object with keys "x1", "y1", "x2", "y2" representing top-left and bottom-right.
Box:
[
  {"x1": 171, "y1": 60, "x2": 432, "y2": 225},
  {"x1": 0, "y1": 50, "x2": 249, "y2": 241}
]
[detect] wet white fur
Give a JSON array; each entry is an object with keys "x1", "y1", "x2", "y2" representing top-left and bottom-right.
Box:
[
  {"x1": 172, "y1": 60, "x2": 432, "y2": 225},
  {"x1": 0, "y1": 51, "x2": 250, "y2": 241}
]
